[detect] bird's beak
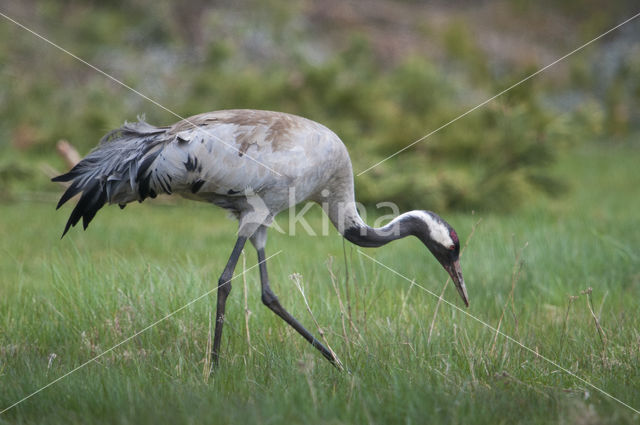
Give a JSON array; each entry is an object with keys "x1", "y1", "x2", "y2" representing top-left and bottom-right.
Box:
[{"x1": 444, "y1": 260, "x2": 469, "y2": 307}]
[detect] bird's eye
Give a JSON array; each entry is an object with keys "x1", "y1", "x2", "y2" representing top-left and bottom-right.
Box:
[{"x1": 447, "y1": 245, "x2": 455, "y2": 251}]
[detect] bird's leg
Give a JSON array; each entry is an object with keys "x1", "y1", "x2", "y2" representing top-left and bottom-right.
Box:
[
  {"x1": 211, "y1": 236, "x2": 247, "y2": 367},
  {"x1": 256, "y1": 247, "x2": 341, "y2": 368}
]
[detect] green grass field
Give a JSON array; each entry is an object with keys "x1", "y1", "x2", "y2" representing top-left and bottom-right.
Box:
[{"x1": 1, "y1": 142, "x2": 639, "y2": 424}]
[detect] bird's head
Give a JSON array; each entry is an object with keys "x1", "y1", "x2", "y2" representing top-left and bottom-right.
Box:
[{"x1": 411, "y1": 211, "x2": 469, "y2": 307}]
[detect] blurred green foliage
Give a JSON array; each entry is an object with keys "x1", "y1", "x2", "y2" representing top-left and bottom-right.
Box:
[{"x1": 1, "y1": 0, "x2": 638, "y2": 211}]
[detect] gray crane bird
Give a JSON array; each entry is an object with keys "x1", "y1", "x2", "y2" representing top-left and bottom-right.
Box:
[{"x1": 53, "y1": 109, "x2": 469, "y2": 367}]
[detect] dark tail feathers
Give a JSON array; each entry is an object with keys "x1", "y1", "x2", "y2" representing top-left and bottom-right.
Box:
[{"x1": 53, "y1": 120, "x2": 167, "y2": 237}]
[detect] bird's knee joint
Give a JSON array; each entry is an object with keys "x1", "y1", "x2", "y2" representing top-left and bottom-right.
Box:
[{"x1": 261, "y1": 291, "x2": 278, "y2": 307}]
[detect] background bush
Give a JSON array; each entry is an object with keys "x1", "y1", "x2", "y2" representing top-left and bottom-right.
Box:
[{"x1": 1, "y1": 0, "x2": 638, "y2": 210}]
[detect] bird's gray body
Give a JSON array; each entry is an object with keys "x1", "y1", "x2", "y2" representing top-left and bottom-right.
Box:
[
  {"x1": 157, "y1": 110, "x2": 351, "y2": 219},
  {"x1": 54, "y1": 109, "x2": 355, "y2": 236}
]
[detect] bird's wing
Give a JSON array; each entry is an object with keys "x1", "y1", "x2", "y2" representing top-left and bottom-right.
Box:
[{"x1": 151, "y1": 110, "x2": 337, "y2": 200}]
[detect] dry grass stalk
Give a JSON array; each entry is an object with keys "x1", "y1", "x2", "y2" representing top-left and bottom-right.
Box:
[
  {"x1": 457, "y1": 327, "x2": 477, "y2": 385},
  {"x1": 597, "y1": 290, "x2": 609, "y2": 321},
  {"x1": 490, "y1": 241, "x2": 528, "y2": 356},
  {"x1": 298, "y1": 354, "x2": 318, "y2": 410},
  {"x1": 582, "y1": 287, "x2": 608, "y2": 366},
  {"x1": 326, "y1": 256, "x2": 352, "y2": 358},
  {"x1": 362, "y1": 284, "x2": 368, "y2": 335},
  {"x1": 359, "y1": 266, "x2": 380, "y2": 336},
  {"x1": 241, "y1": 251, "x2": 253, "y2": 358},
  {"x1": 427, "y1": 277, "x2": 450, "y2": 345},
  {"x1": 290, "y1": 272, "x2": 344, "y2": 370},
  {"x1": 348, "y1": 246, "x2": 359, "y2": 329},
  {"x1": 328, "y1": 255, "x2": 366, "y2": 348},
  {"x1": 56, "y1": 139, "x2": 81, "y2": 168},
  {"x1": 399, "y1": 278, "x2": 416, "y2": 317},
  {"x1": 342, "y1": 241, "x2": 353, "y2": 326},
  {"x1": 202, "y1": 311, "x2": 212, "y2": 381},
  {"x1": 428, "y1": 218, "x2": 482, "y2": 345},
  {"x1": 509, "y1": 241, "x2": 528, "y2": 335},
  {"x1": 559, "y1": 295, "x2": 579, "y2": 357}
]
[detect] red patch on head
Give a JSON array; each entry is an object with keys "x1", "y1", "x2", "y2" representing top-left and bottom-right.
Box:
[{"x1": 450, "y1": 230, "x2": 459, "y2": 244}]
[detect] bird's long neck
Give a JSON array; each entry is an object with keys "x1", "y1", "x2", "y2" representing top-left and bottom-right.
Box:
[
  {"x1": 342, "y1": 209, "x2": 421, "y2": 248},
  {"x1": 320, "y1": 177, "x2": 420, "y2": 248}
]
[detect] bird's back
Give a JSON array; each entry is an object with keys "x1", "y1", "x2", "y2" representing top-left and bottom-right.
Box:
[{"x1": 155, "y1": 110, "x2": 352, "y2": 209}]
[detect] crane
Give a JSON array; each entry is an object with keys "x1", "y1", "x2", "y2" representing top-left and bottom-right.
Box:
[{"x1": 53, "y1": 109, "x2": 469, "y2": 368}]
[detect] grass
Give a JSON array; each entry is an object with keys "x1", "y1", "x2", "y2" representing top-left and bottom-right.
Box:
[{"x1": 0, "y1": 142, "x2": 639, "y2": 424}]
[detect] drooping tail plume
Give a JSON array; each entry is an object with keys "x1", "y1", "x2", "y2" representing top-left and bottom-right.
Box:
[{"x1": 52, "y1": 120, "x2": 168, "y2": 237}]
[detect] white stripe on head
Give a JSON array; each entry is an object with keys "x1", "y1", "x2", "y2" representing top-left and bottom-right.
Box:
[{"x1": 410, "y1": 211, "x2": 454, "y2": 248}]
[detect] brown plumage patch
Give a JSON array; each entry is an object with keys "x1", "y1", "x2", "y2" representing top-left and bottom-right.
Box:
[
  {"x1": 265, "y1": 116, "x2": 298, "y2": 151},
  {"x1": 237, "y1": 138, "x2": 252, "y2": 157},
  {"x1": 168, "y1": 109, "x2": 303, "y2": 154}
]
